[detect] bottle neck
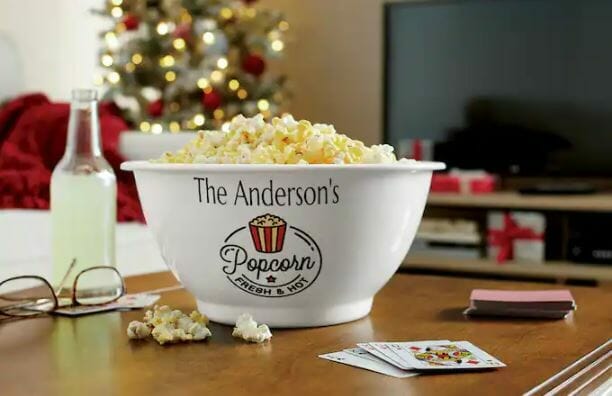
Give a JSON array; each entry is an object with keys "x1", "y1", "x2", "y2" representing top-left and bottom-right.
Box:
[{"x1": 64, "y1": 98, "x2": 102, "y2": 159}]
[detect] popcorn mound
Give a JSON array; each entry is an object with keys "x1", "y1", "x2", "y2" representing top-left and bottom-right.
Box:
[
  {"x1": 232, "y1": 313, "x2": 272, "y2": 343},
  {"x1": 127, "y1": 305, "x2": 211, "y2": 345},
  {"x1": 156, "y1": 114, "x2": 402, "y2": 164}
]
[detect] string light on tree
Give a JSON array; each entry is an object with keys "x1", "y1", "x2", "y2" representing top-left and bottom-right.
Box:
[
  {"x1": 213, "y1": 108, "x2": 225, "y2": 120},
  {"x1": 111, "y1": 7, "x2": 123, "y2": 18},
  {"x1": 101, "y1": 54, "x2": 114, "y2": 67},
  {"x1": 104, "y1": 32, "x2": 119, "y2": 51},
  {"x1": 217, "y1": 57, "x2": 228, "y2": 69},
  {"x1": 151, "y1": 123, "x2": 163, "y2": 134},
  {"x1": 173, "y1": 38, "x2": 186, "y2": 50},
  {"x1": 202, "y1": 32, "x2": 215, "y2": 45},
  {"x1": 159, "y1": 55, "x2": 175, "y2": 67},
  {"x1": 237, "y1": 88, "x2": 248, "y2": 100},
  {"x1": 210, "y1": 70, "x2": 224, "y2": 83},
  {"x1": 219, "y1": 8, "x2": 233, "y2": 20},
  {"x1": 165, "y1": 71, "x2": 176, "y2": 82},
  {"x1": 107, "y1": 71, "x2": 121, "y2": 84},
  {"x1": 193, "y1": 114, "x2": 206, "y2": 126},
  {"x1": 197, "y1": 78, "x2": 210, "y2": 89},
  {"x1": 157, "y1": 22, "x2": 170, "y2": 35},
  {"x1": 131, "y1": 53, "x2": 143, "y2": 64},
  {"x1": 140, "y1": 121, "x2": 151, "y2": 132},
  {"x1": 271, "y1": 40, "x2": 284, "y2": 52},
  {"x1": 257, "y1": 99, "x2": 270, "y2": 111},
  {"x1": 169, "y1": 121, "x2": 181, "y2": 133},
  {"x1": 228, "y1": 79, "x2": 240, "y2": 91}
]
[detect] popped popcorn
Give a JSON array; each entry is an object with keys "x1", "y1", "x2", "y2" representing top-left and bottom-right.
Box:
[
  {"x1": 156, "y1": 114, "x2": 401, "y2": 165},
  {"x1": 127, "y1": 320, "x2": 151, "y2": 339},
  {"x1": 189, "y1": 310, "x2": 210, "y2": 325},
  {"x1": 128, "y1": 305, "x2": 212, "y2": 345},
  {"x1": 232, "y1": 313, "x2": 272, "y2": 343},
  {"x1": 151, "y1": 323, "x2": 177, "y2": 345}
]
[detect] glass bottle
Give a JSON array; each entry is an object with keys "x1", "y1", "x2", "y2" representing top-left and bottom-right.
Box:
[{"x1": 51, "y1": 89, "x2": 117, "y2": 288}]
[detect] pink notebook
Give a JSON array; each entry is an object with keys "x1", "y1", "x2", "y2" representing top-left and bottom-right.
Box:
[{"x1": 470, "y1": 289, "x2": 574, "y2": 303}]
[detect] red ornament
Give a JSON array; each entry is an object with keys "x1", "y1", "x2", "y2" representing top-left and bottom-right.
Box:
[
  {"x1": 122, "y1": 14, "x2": 140, "y2": 31},
  {"x1": 201, "y1": 89, "x2": 222, "y2": 110},
  {"x1": 242, "y1": 54, "x2": 266, "y2": 76},
  {"x1": 147, "y1": 99, "x2": 163, "y2": 117},
  {"x1": 173, "y1": 23, "x2": 191, "y2": 41}
]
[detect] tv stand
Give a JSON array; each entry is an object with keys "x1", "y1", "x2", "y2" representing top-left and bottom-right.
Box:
[{"x1": 401, "y1": 191, "x2": 612, "y2": 283}]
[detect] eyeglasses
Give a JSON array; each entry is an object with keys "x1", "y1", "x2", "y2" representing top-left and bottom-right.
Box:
[{"x1": 0, "y1": 259, "x2": 125, "y2": 318}]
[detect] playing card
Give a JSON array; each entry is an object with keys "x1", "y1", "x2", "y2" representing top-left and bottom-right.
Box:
[
  {"x1": 463, "y1": 306, "x2": 571, "y2": 319},
  {"x1": 389, "y1": 340, "x2": 452, "y2": 369},
  {"x1": 343, "y1": 347, "x2": 382, "y2": 362},
  {"x1": 359, "y1": 340, "x2": 451, "y2": 369},
  {"x1": 396, "y1": 341, "x2": 506, "y2": 370},
  {"x1": 318, "y1": 351, "x2": 418, "y2": 378},
  {"x1": 356, "y1": 342, "x2": 410, "y2": 368}
]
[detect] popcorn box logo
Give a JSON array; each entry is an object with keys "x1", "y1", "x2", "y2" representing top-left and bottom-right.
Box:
[
  {"x1": 220, "y1": 214, "x2": 322, "y2": 298},
  {"x1": 248, "y1": 214, "x2": 287, "y2": 253}
]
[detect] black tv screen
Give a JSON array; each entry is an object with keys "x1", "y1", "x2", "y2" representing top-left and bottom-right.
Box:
[{"x1": 384, "y1": 0, "x2": 612, "y2": 176}]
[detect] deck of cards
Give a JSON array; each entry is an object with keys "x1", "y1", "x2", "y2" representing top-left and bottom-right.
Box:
[
  {"x1": 319, "y1": 340, "x2": 506, "y2": 378},
  {"x1": 464, "y1": 289, "x2": 576, "y2": 319}
]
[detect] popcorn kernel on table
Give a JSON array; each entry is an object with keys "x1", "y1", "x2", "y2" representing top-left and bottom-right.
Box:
[
  {"x1": 127, "y1": 320, "x2": 151, "y2": 339},
  {"x1": 190, "y1": 310, "x2": 209, "y2": 325},
  {"x1": 129, "y1": 305, "x2": 212, "y2": 345},
  {"x1": 154, "y1": 114, "x2": 402, "y2": 165},
  {"x1": 232, "y1": 313, "x2": 272, "y2": 343}
]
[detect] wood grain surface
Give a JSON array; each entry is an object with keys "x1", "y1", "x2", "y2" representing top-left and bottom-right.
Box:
[{"x1": 0, "y1": 271, "x2": 610, "y2": 396}]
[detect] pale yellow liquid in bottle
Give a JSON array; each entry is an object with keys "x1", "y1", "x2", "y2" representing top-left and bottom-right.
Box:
[{"x1": 51, "y1": 170, "x2": 116, "y2": 286}]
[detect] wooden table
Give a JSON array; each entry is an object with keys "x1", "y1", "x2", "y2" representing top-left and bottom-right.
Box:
[{"x1": 1, "y1": 272, "x2": 610, "y2": 395}]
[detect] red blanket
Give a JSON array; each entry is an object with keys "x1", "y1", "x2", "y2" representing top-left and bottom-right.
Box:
[{"x1": 0, "y1": 93, "x2": 144, "y2": 222}]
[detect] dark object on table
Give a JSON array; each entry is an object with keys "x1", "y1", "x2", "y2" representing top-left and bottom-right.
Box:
[{"x1": 464, "y1": 289, "x2": 575, "y2": 319}]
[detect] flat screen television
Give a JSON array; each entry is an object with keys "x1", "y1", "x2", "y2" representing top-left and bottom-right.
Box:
[{"x1": 384, "y1": 0, "x2": 612, "y2": 177}]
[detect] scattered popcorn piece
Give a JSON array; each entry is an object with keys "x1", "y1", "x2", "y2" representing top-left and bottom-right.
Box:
[
  {"x1": 129, "y1": 305, "x2": 212, "y2": 345},
  {"x1": 143, "y1": 309, "x2": 154, "y2": 323},
  {"x1": 232, "y1": 313, "x2": 272, "y2": 343},
  {"x1": 151, "y1": 323, "x2": 177, "y2": 345},
  {"x1": 190, "y1": 310, "x2": 209, "y2": 325},
  {"x1": 127, "y1": 320, "x2": 151, "y2": 340},
  {"x1": 189, "y1": 322, "x2": 212, "y2": 341},
  {"x1": 154, "y1": 114, "x2": 402, "y2": 165}
]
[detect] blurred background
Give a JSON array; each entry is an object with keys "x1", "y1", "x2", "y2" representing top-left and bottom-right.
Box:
[
  {"x1": 0, "y1": 0, "x2": 382, "y2": 144},
  {"x1": 1, "y1": 0, "x2": 612, "y2": 287}
]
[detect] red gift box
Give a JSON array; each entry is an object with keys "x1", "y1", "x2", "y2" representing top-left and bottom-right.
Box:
[{"x1": 488, "y1": 211, "x2": 545, "y2": 264}]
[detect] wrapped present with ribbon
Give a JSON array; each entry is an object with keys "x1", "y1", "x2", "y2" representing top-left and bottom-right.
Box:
[{"x1": 487, "y1": 211, "x2": 545, "y2": 264}]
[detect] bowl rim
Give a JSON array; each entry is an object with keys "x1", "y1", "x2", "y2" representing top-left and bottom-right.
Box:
[{"x1": 120, "y1": 160, "x2": 446, "y2": 172}]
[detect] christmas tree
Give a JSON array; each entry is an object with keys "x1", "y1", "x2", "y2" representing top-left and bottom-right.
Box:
[{"x1": 95, "y1": 0, "x2": 288, "y2": 133}]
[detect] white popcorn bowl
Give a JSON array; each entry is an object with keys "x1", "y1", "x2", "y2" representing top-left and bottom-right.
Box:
[{"x1": 121, "y1": 161, "x2": 445, "y2": 327}]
